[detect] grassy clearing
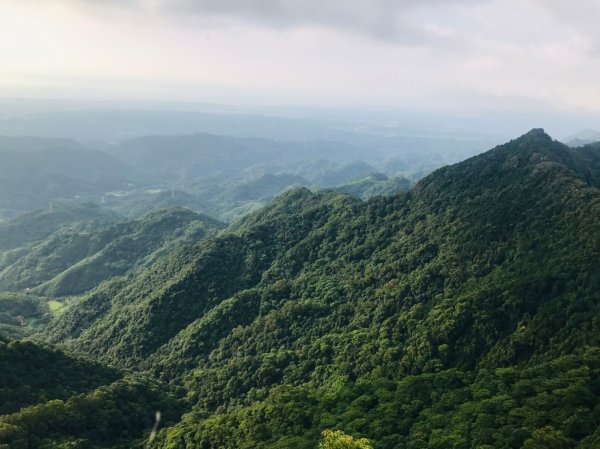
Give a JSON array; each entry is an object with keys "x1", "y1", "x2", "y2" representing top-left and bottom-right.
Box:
[{"x1": 48, "y1": 299, "x2": 65, "y2": 316}]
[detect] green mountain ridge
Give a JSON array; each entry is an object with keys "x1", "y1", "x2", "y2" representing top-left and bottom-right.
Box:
[
  {"x1": 0, "y1": 208, "x2": 223, "y2": 297},
  {"x1": 0, "y1": 202, "x2": 119, "y2": 251},
  {"x1": 2, "y1": 129, "x2": 600, "y2": 449},
  {"x1": 335, "y1": 173, "x2": 411, "y2": 200}
]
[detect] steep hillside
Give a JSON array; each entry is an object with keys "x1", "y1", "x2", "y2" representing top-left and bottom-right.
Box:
[
  {"x1": 0, "y1": 208, "x2": 223, "y2": 297},
  {"x1": 32, "y1": 130, "x2": 600, "y2": 448},
  {"x1": 0, "y1": 202, "x2": 118, "y2": 251},
  {"x1": 0, "y1": 338, "x2": 181, "y2": 449},
  {"x1": 0, "y1": 338, "x2": 119, "y2": 415}
]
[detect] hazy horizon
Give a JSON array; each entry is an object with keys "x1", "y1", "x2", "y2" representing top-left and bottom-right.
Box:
[
  {"x1": 0, "y1": 96, "x2": 597, "y2": 144},
  {"x1": 1, "y1": 0, "x2": 599, "y2": 139}
]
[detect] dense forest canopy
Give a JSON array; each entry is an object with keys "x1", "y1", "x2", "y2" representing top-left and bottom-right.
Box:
[{"x1": 0, "y1": 129, "x2": 599, "y2": 448}]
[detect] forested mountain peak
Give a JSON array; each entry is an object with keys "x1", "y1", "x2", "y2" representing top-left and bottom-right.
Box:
[
  {"x1": 129, "y1": 206, "x2": 224, "y2": 232},
  {"x1": 412, "y1": 128, "x2": 600, "y2": 211}
]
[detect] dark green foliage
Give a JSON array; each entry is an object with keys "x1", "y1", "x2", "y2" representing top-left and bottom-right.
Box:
[
  {"x1": 0, "y1": 339, "x2": 119, "y2": 414},
  {"x1": 0, "y1": 376, "x2": 181, "y2": 449},
  {"x1": 144, "y1": 288, "x2": 265, "y2": 382}
]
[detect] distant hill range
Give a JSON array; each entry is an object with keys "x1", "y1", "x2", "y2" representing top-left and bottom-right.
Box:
[
  {"x1": 564, "y1": 129, "x2": 600, "y2": 147},
  {"x1": 0, "y1": 133, "x2": 420, "y2": 222}
]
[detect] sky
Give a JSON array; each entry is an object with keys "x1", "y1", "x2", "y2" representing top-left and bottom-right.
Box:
[{"x1": 1, "y1": 0, "x2": 600, "y2": 129}]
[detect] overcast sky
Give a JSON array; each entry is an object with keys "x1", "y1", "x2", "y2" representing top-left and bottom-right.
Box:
[{"x1": 1, "y1": 0, "x2": 600, "y2": 125}]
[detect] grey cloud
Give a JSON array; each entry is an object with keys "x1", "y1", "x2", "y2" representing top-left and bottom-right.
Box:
[
  {"x1": 167, "y1": 0, "x2": 483, "y2": 42},
  {"x1": 54, "y1": 0, "x2": 485, "y2": 43},
  {"x1": 529, "y1": 0, "x2": 600, "y2": 49}
]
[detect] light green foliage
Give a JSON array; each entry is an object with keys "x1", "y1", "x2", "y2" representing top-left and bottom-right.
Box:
[{"x1": 320, "y1": 430, "x2": 372, "y2": 449}]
